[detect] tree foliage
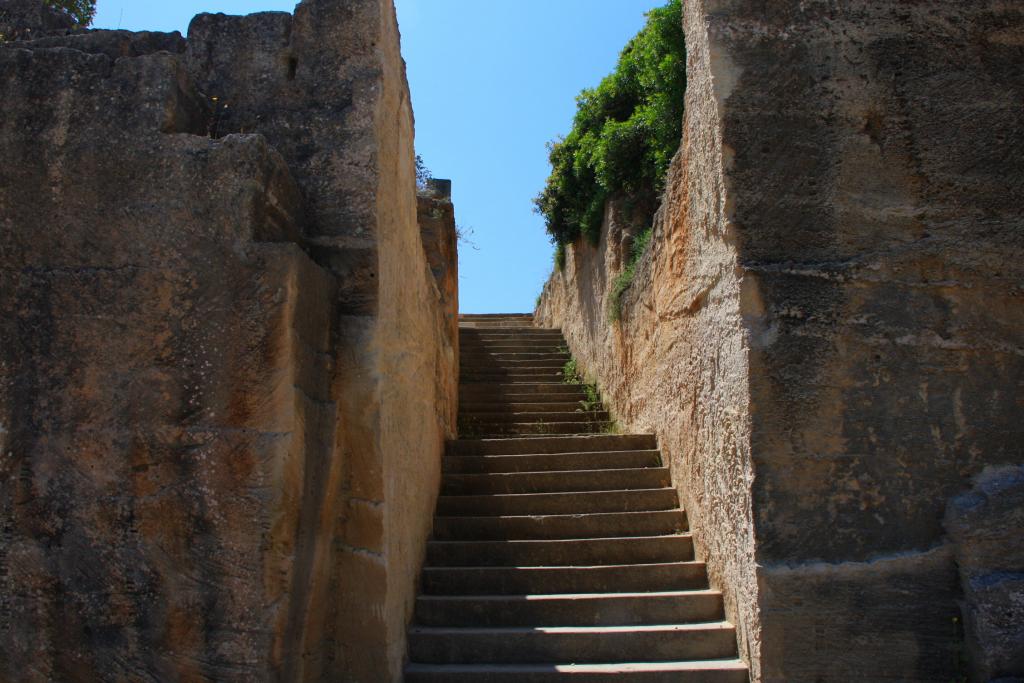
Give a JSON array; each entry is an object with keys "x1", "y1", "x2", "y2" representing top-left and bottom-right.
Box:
[
  {"x1": 415, "y1": 154, "x2": 431, "y2": 189},
  {"x1": 535, "y1": 0, "x2": 685, "y2": 247},
  {"x1": 46, "y1": 0, "x2": 95, "y2": 27}
]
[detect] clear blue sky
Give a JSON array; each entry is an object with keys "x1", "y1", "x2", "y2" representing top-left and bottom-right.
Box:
[{"x1": 92, "y1": 0, "x2": 663, "y2": 313}]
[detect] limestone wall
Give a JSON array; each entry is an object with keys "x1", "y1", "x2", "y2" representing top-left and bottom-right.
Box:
[
  {"x1": 0, "y1": 1, "x2": 456, "y2": 681},
  {"x1": 538, "y1": 1, "x2": 1024, "y2": 681}
]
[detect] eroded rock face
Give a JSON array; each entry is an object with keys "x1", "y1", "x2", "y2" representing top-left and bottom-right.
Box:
[
  {"x1": 946, "y1": 466, "x2": 1024, "y2": 681},
  {"x1": 0, "y1": 1, "x2": 457, "y2": 681},
  {"x1": 538, "y1": 1, "x2": 1024, "y2": 681},
  {"x1": 417, "y1": 183, "x2": 460, "y2": 436},
  {"x1": 0, "y1": 0, "x2": 73, "y2": 41}
]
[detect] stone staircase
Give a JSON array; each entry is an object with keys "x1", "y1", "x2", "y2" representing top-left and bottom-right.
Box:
[{"x1": 404, "y1": 314, "x2": 748, "y2": 682}]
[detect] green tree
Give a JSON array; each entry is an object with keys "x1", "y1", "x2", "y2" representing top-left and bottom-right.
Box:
[
  {"x1": 46, "y1": 0, "x2": 95, "y2": 26},
  {"x1": 535, "y1": 0, "x2": 685, "y2": 248}
]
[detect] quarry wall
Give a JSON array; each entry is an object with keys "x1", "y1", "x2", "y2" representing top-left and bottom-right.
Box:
[
  {"x1": 0, "y1": 1, "x2": 457, "y2": 681},
  {"x1": 537, "y1": 1, "x2": 1024, "y2": 681}
]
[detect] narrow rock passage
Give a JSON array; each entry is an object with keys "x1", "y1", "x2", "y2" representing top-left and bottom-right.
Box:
[{"x1": 405, "y1": 314, "x2": 748, "y2": 682}]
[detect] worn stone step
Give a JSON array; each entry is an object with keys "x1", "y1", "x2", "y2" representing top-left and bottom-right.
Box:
[
  {"x1": 461, "y1": 341, "x2": 567, "y2": 351},
  {"x1": 459, "y1": 330, "x2": 561, "y2": 337},
  {"x1": 405, "y1": 660, "x2": 749, "y2": 683},
  {"x1": 407, "y1": 622, "x2": 737, "y2": 664},
  {"x1": 460, "y1": 366, "x2": 567, "y2": 375},
  {"x1": 442, "y1": 449, "x2": 658, "y2": 474},
  {"x1": 462, "y1": 350, "x2": 569, "y2": 356},
  {"x1": 461, "y1": 400, "x2": 593, "y2": 413},
  {"x1": 463, "y1": 401, "x2": 594, "y2": 413},
  {"x1": 461, "y1": 365, "x2": 569, "y2": 375},
  {"x1": 425, "y1": 535, "x2": 694, "y2": 567},
  {"x1": 436, "y1": 488, "x2": 679, "y2": 516},
  {"x1": 461, "y1": 353, "x2": 570, "y2": 364},
  {"x1": 460, "y1": 356, "x2": 568, "y2": 365},
  {"x1": 460, "y1": 372, "x2": 568, "y2": 382},
  {"x1": 459, "y1": 384, "x2": 585, "y2": 394},
  {"x1": 467, "y1": 422, "x2": 610, "y2": 437},
  {"x1": 459, "y1": 336, "x2": 564, "y2": 345},
  {"x1": 457, "y1": 411, "x2": 609, "y2": 427},
  {"x1": 421, "y1": 561, "x2": 710, "y2": 595},
  {"x1": 432, "y1": 510, "x2": 687, "y2": 540},
  {"x1": 456, "y1": 321, "x2": 548, "y2": 327},
  {"x1": 442, "y1": 468, "x2": 671, "y2": 495},
  {"x1": 414, "y1": 590, "x2": 724, "y2": 627},
  {"x1": 461, "y1": 385, "x2": 577, "y2": 394},
  {"x1": 459, "y1": 394, "x2": 587, "y2": 407},
  {"x1": 436, "y1": 489, "x2": 675, "y2": 516},
  {"x1": 447, "y1": 434, "x2": 658, "y2": 456},
  {"x1": 461, "y1": 343, "x2": 566, "y2": 352},
  {"x1": 460, "y1": 322, "x2": 536, "y2": 328}
]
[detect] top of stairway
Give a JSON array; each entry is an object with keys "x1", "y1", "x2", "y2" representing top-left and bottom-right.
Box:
[{"x1": 459, "y1": 313, "x2": 538, "y2": 329}]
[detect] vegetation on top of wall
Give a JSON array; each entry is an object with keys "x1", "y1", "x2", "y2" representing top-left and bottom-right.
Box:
[
  {"x1": 47, "y1": 0, "x2": 96, "y2": 26},
  {"x1": 534, "y1": 0, "x2": 685, "y2": 250},
  {"x1": 415, "y1": 154, "x2": 430, "y2": 189}
]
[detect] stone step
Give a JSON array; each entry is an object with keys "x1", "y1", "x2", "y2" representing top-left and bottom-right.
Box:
[
  {"x1": 407, "y1": 622, "x2": 738, "y2": 664},
  {"x1": 458, "y1": 321, "x2": 548, "y2": 327},
  {"x1": 432, "y1": 510, "x2": 687, "y2": 540},
  {"x1": 460, "y1": 356, "x2": 573, "y2": 366},
  {"x1": 461, "y1": 399, "x2": 593, "y2": 411},
  {"x1": 459, "y1": 327, "x2": 558, "y2": 334},
  {"x1": 459, "y1": 382, "x2": 583, "y2": 394},
  {"x1": 461, "y1": 341, "x2": 567, "y2": 351},
  {"x1": 436, "y1": 488, "x2": 679, "y2": 516},
  {"x1": 461, "y1": 344, "x2": 564, "y2": 351},
  {"x1": 460, "y1": 365, "x2": 568, "y2": 374},
  {"x1": 421, "y1": 561, "x2": 710, "y2": 595},
  {"x1": 447, "y1": 434, "x2": 658, "y2": 456},
  {"x1": 405, "y1": 660, "x2": 750, "y2": 683},
  {"x1": 424, "y1": 535, "x2": 694, "y2": 567},
  {"x1": 462, "y1": 366, "x2": 573, "y2": 376},
  {"x1": 461, "y1": 342, "x2": 564, "y2": 351},
  {"x1": 466, "y1": 422, "x2": 610, "y2": 437},
  {"x1": 441, "y1": 468, "x2": 671, "y2": 495},
  {"x1": 461, "y1": 344, "x2": 567, "y2": 351},
  {"x1": 442, "y1": 449, "x2": 658, "y2": 474},
  {"x1": 415, "y1": 590, "x2": 724, "y2": 627},
  {"x1": 460, "y1": 372, "x2": 568, "y2": 382},
  {"x1": 460, "y1": 331, "x2": 565, "y2": 339},
  {"x1": 459, "y1": 313, "x2": 534, "y2": 319},
  {"x1": 456, "y1": 411, "x2": 609, "y2": 427},
  {"x1": 462, "y1": 358, "x2": 573, "y2": 368},
  {"x1": 460, "y1": 322, "x2": 536, "y2": 328},
  {"x1": 463, "y1": 401, "x2": 594, "y2": 413},
  {"x1": 459, "y1": 396, "x2": 587, "y2": 409}
]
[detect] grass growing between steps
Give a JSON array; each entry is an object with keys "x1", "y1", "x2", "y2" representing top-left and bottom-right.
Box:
[{"x1": 562, "y1": 359, "x2": 605, "y2": 414}]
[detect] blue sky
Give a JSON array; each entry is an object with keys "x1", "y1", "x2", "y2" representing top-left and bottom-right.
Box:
[{"x1": 92, "y1": 0, "x2": 663, "y2": 313}]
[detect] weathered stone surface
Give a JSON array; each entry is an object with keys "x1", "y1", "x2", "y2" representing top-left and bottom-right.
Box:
[
  {"x1": 538, "y1": 1, "x2": 1024, "y2": 681},
  {"x1": 0, "y1": 37, "x2": 334, "y2": 682},
  {"x1": 0, "y1": 0, "x2": 72, "y2": 41},
  {"x1": 418, "y1": 184, "x2": 460, "y2": 432},
  {"x1": 186, "y1": 3, "x2": 389, "y2": 313},
  {"x1": 946, "y1": 466, "x2": 1024, "y2": 682},
  {"x1": 18, "y1": 29, "x2": 187, "y2": 58},
  {"x1": 0, "y1": 1, "x2": 458, "y2": 681}
]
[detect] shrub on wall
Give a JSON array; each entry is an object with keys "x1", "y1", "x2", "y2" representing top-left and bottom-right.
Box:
[
  {"x1": 46, "y1": 0, "x2": 95, "y2": 26},
  {"x1": 535, "y1": 0, "x2": 685, "y2": 249}
]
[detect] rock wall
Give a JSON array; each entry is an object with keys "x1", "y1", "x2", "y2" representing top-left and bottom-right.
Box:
[
  {"x1": 537, "y1": 1, "x2": 1024, "y2": 681},
  {"x1": 0, "y1": 1, "x2": 457, "y2": 681}
]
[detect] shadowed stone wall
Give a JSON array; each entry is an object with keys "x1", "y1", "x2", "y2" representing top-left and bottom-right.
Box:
[
  {"x1": 538, "y1": 1, "x2": 1024, "y2": 681},
  {"x1": 0, "y1": 1, "x2": 457, "y2": 681}
]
